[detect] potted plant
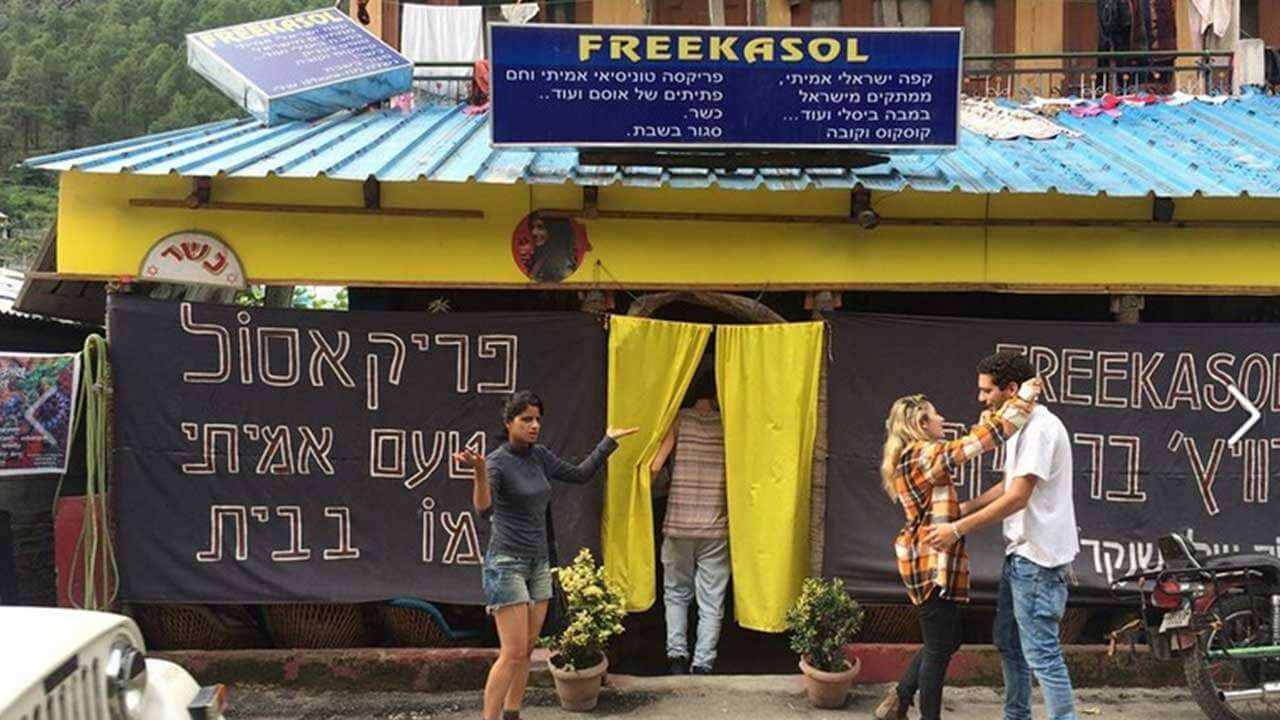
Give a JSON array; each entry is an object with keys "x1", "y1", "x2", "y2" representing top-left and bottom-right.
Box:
[
  {"x1": 787, "y1": 577, "x2": 865, "y2": 709},
  {"x1": 543, "y1": 548, "x2": 627, "y2": 712}
]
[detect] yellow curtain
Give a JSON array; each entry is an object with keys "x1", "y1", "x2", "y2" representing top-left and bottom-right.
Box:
[
  {"x1": 603, "y1": 315, "x2": 711, "y2": 612},
  {"x1": 716, "y1": 321, "x2": 824, "y2": 632}
]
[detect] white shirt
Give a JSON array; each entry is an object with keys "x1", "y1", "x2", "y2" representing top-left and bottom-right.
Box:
[{"x1": 1002, "y1": 405, "x2": 1079, "y2": 568}]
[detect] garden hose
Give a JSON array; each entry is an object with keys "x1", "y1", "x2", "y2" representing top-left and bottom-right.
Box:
[{"x1": 51, "y1": 333, "x2": 117, "y2": 610}]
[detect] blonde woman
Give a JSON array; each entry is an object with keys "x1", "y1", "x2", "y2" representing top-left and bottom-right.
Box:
[{"x1": 873, "y1": 378, "x2": 1041, "y2": 720}]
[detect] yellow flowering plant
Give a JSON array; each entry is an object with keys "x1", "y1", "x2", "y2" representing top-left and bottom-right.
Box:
[
  {"x1": 543, "y1": 548, "x2": 627, "y2": 671},
  {"x1": 786, "y1": 577, "x2": 864, "y2": 672}
]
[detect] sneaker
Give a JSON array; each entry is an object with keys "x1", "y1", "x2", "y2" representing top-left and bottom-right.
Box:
[
  {"x1": 667, "y1": 656, "x2": 689, "y2": 675},
  {"x1": 873, "y1": 683, "x2": 908, "y2": 720},
  {"x1": 690, "y1": 664, "x2": 713, "y2": 675}
]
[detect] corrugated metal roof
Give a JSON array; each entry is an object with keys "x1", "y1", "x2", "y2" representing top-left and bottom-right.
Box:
[{"x1": 24, "y1": 93, "x2": 1280, "y2": 197}]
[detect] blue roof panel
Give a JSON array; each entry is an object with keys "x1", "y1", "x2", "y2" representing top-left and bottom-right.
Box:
[{"x1": 24, "y1": 93, "x2": 1280, "y2": 197}]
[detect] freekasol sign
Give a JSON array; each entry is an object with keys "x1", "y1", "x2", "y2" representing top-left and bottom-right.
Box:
[
  {"x1": 490, "y1": 24, "x2": 961, "y2": 150},
  {"x1": 186, "y1": 8, "x2": 412, "y2": 126}
]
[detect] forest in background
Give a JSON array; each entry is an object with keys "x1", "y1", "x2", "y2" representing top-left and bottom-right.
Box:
[{"x1": 0, "y1": 0, "x2": 320, "y2": 266}]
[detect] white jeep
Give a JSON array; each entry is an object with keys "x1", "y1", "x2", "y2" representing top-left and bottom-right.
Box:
[{"x1": 0, "y1": 606, "x2": 226, "y2": 720}]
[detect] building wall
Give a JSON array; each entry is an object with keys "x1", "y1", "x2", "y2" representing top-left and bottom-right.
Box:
[{"x1": 52, "y1": 171, "x2": 1280, "y2": 294}]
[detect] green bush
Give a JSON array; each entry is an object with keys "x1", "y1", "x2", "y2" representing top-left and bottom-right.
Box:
[
  {"x1": 786, "y1": 577, "x2": 864, "y2": 672},
  {"x1": 543, "y1": 548, "x2": 626, "y2": 672}
]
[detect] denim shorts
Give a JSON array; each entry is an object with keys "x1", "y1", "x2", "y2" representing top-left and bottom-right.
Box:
[{"x1": 482, "y1": 553, "x2": 553, "y2": 612}]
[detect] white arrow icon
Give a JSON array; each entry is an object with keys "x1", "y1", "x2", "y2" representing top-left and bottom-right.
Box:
[{"x1": 1226, "y1": 384, "x2": 1261, "y2": 447}]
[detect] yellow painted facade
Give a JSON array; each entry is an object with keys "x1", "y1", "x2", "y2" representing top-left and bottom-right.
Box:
[{"x1": 55, "y1": 170, "x2": 1280, "y2": 293}]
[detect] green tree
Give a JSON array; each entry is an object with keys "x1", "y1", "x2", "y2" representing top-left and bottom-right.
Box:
[{"x1": 0, "y1": 0, "x2": 320, "y2": 259}]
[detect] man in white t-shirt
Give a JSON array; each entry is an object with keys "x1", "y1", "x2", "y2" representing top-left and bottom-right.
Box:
[{"x1": 924, "y1": 351, "x2": 1079, "y2": 720}]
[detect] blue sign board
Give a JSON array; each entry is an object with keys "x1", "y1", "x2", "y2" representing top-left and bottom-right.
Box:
[
  {"x1": 187, "y1": 8, "x2": 412, "y2": 126},
  {"x1": 490, "y1": 24, "x2": 962, "y2": 150}
]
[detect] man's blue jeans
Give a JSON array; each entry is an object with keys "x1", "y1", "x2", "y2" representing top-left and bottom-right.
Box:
[
  {"x1": 994, "y1": 554, "x2": 1077, "y2": 720},
  {"x1": 662, "y1": 536, "x2": 730, "y2": 670}
]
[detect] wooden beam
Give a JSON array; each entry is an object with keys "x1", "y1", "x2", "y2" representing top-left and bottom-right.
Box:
[
  {"x1": 994, "y1": 0, "x2": 1017, "y2": 53},
  {"x1": 30, "y1": 271, "x2": 1280, "y2": 296},
  {"x1": 931, "y1": 0, "x2": 964, "y2": 28},
  {"x1": 843, "y1": 0, "x2": 874, "y2": 25},
  {"x1": 130, "y1": 198, "x2": 482, "y2": 220},
  {"x1": 538, "y1": 207, "x2": 1280, "y2": 230},
  {"x1": 1261, "y1": 0, "x2": 1280, "y2": 46},
  {"x1": 791, "y1": 0, "x2": 812, "y2": 26},
  {"x1": 382, "y1": 0, "x2": 401, "y2": 52}
]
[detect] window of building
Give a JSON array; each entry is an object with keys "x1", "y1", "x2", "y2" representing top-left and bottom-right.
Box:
[{"x1": 1241, "y1": 0, "x2": 1260, "y2": 39}]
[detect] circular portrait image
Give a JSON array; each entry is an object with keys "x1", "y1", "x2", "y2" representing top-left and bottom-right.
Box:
[{"x1": 512, "y1": 212, "x2": 591, "y2": 283}]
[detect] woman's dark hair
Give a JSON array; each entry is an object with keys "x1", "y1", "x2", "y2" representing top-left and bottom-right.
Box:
[{"x1": 502, "y1": 391, "x2": 544, "y2": 426}]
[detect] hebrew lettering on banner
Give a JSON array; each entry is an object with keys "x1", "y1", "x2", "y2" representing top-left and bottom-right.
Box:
[
  {"x1": 109, "y1": 296, "x2": 606, "y2": 604},
  {"x1": 824, "y1": 314, "x2": 1280, "y2": 604}
]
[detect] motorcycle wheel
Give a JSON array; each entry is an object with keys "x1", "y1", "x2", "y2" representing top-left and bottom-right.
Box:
[{"x1": 1183, "y1": 595, "x2": 1275, "y2": 720}]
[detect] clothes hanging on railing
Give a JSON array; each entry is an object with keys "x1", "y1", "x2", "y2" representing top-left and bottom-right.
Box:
[
  {"x1": 1189, "y1": 0, "x2": 1232, "y2": 39},
  {"x1": 501, "y1": 2, "x2": 540, "y2": 23},
  {"x1": 400, "y1": 5, "x2": 484, "y2": 101},
  {"x1": 1097, "y1": 0, "x2": 1132, "y2": 54}
]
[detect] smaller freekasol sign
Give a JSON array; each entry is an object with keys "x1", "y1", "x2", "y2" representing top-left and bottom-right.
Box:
[
  {"x1": 186, "y1": 8, "x2": 412, "y2": 126},
  {"x1": 490, "y1": 24, "x2": 962, "y2": 150}
]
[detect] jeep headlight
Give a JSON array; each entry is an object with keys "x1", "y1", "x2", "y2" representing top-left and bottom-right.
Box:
[{"x1": 105, "y1": 638, "x2": 147, "y2": 720}]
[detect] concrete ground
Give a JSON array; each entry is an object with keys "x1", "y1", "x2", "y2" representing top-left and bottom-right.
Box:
[{"x1": 226, "y1": 676, "x2": 1214, "y2": 719}]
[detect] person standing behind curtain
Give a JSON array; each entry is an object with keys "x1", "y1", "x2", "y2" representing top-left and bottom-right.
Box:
[{"x1": 649, "y1": 372, "x2": 730, "y2": 676}]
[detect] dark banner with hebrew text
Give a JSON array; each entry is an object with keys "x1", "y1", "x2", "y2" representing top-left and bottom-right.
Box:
[
  {"x1": 825, "y1": 313, "x2": 1280, "y2": 604},
  {"x1": 109, "y1": 296, "x2": 605, "y2": 604}
]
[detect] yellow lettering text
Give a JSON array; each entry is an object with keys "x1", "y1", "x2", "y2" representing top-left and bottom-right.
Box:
[
  {"x1": 280, "y1": 19, "x2": 299, "y2": 31},
  {"x1": 710, "y1": 36, "x2": 739, "y2": 61},
  {"x1": 743, "y1": 37, "x2": 774, "y2": 63},
  {"x1": 780, "y1": 37, "x2": 804, "y2": 62},
  {"x1": 677, "y1": 35, "x2": 703, "y2": 60},
  {"x1": 809, "y1": 37, "x2": 840, "y2": 63},
  {"x1": 646, "y1": 35, "x2": 672, "y2": 60},
  {"x1": 195, "y1": 31, "x2": 218, "y2": 48},
  {"x1": 214, "y1": 29, "x2": 237, "y2": 44},
  {"x1": 579, "y1": 34, "x2": 604, "y2": 61},
  {"x1": 248, "y1": 23, "x2": 267, "y2": 37},
  {"x1": 308, "y1": 12, "x2": 332, "y2": 25},
  {"x1": 611, "y1": 35, "x2": 642, "y2": 62},
  {"x1": 846, "y1": 38, "x2": 870, "y2": 62}
]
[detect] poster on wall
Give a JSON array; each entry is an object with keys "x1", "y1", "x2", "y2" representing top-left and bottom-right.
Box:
[
  {"x1": 825, "y1": 313, "x2": 1280, "y2": 604},
  {"x1": 0, "y1": 353, "x2": 81, "y2": 477},
  {"x1": 108, "y1": 296, "x2": 607, "y2": 604}
]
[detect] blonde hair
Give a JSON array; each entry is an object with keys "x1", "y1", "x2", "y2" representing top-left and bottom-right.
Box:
[{"x1": 879, "y1": 394, "x2": 934, "y2": 501}]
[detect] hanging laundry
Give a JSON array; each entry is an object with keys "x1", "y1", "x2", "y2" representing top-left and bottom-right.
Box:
[
  {"x1": 400, "y1": 5, "x2": 484, "y2": 101},
  {"x1": 1097, "y1": 0, "x2": 1132, "y2": 53},
  {"x1": 1116, "y1": 0, "x2": 1177, "y2": 90},
  {"x1": 465, "y1": 60, "x2": 491, "y2": 116},
  {"x1": 1189, "y1": 0, "x2": 1232, "y2": 38},
  {"x1": 501, "y1": 2, "x2": 540, "y2": 23},
  {"x1": 961, "y1": 98, "x2": 1081, "y2": 140}
]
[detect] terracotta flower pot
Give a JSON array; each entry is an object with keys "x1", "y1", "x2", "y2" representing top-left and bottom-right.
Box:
[
  {"x1": 549, "y1": 653, "x2": 609, "y2": 711},
  {"x1": 799, "y1": 655, "x2": 861, "y2": 709}
]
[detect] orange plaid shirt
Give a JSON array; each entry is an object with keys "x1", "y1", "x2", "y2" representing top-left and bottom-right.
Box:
[{"x1": 892, "y1": 397, "x2": 1035, "y2": 605}]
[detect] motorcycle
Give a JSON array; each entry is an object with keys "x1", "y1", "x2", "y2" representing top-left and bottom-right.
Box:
[{"x1": 1112, "y1": 533, "x2": 1280, "y2": 720}]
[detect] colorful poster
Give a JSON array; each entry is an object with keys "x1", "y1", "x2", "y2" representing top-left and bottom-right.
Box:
[{"x1": 0, "y1": 353, "x2": 81, "y2": 477}]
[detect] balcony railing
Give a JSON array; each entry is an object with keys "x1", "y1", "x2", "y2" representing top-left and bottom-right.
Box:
[{"x1": 963, "y1": 50, "x2": 1235, "y2": 99}]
